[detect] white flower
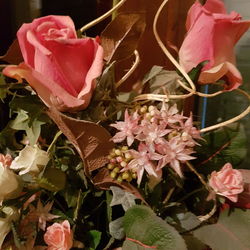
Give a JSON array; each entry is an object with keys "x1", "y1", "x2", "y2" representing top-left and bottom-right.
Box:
[
  {"x1": 0, "y1": 206, "x2": 19, "y2": 248},
  {"x1": 0, "y1": 163, "x2": 23, "y2": 203},
  {"x1": 10, "y1": 145, "x2": 49, "y2": 175}
]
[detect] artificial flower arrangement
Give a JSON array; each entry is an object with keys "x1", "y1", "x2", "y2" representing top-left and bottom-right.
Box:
[{"x1": 0, "y1": 0, "x2": 250, "y2": 249}]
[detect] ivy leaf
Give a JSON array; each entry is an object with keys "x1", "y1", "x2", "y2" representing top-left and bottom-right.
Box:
[
  {"x1": 0, "y1": 126, "x2": 21, "y2": 150},
  {"x1": 87, "y1": 230, "x2": 102, "y2": 250},
  {"x1": 193, "y1": 208, "x2": 250, "y2": 250},
  {"x1": 195, "y1": 123, "x2": 247, "y2": 174},
  {"x1": 123, "y1": 205, "x2": 187, "y2": 250},
  {"x1": 176, "y1": 212, "x2": 201, "y2": 231},
  {"x1": 47, "y1": 108, "x2": 114, "y2": 176},
  {"x1": 110, "y1": 186, "x2": 137, "y2": 211},
  {"x1": 42, "y1": 167, "x2": 66, "y2": 191},
  {"x1": 10, "y1": 109, "x2": 45, "y2": 145},
  {"x1": 101, "y1": 13, "x2": 146, "y2": 64},
  {"x1": 143, "y1": 66, "x2": 181, "y2": 94},
  {"x1": 109, "y1": 217, "x2": 125, "y2": 240}
]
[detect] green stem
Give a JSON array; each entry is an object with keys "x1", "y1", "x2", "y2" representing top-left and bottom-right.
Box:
[{"x1": 47, "y1": 130, "x2": 63, "y2": 153}]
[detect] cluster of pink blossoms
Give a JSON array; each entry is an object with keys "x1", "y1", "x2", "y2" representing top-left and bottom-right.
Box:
[{"x1": 110, "y1": 104, "x2": 201, "y2": 184}]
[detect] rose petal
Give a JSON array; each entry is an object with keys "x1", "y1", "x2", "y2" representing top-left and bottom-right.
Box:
[
  {"x1": 17, "y1": 15, "x2": 77, "y2": 67},
  {"x1": 199, "y1": 62, "x2": 242, "y2": 90},
  {"x1": 3, "y1": 63, "x2": 88, "y2": 111}
]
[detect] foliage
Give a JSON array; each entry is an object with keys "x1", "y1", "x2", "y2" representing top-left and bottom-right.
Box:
[{"x1": 0, "y1": 1, "x2": 249, "y2": 249}]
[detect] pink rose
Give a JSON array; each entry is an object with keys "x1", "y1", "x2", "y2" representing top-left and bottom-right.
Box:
[
  {"x1": 179, "y1": 0, "x2": 250, "y2": 90},
  {"x1": 3, "y1": 15, "x2": 103, "y2": 111},
  {"x1": 208, "y1": 163, "x2": 244, "y2": 202},
  {"x1": 44, "y1": 220, "x2": 73, "y2": 250}
]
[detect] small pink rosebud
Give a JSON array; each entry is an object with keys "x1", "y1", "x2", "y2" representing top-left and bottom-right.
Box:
[
  {"x1": 44, "y1": 220, "x2": 73, "y2": 250},
  {"x1": 209, "y1": 163, "x2": 244, "y2": 202}
]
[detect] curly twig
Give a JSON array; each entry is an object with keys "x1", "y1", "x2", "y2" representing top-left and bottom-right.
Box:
[
  {"x1": 116, "y1": 50, "x2": 140, "y2": 88},
  {"x1": 80, "y1": 0, "x2": 127, "y2": 33},
  {"x1": 197, "y1": 201, "x2": 217, "y2": 222},
  {"x1": 200, "y1": 88, "x2": 250, "y2": 133},
  {"x1": 135, "y1": 0, "x2": 250, "y2": 134},
  {"x1": 153, "y1": 0, "x2": 196, "y2": 93}
]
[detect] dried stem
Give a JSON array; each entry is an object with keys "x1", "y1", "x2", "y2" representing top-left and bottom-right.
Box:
[
  {"x1": 134, "y1": 91, "x2": 194, "y2": 103},
  {"x1": 137, "y1": 0, "x2": 250, "y2": 134},
  {"x1": 177, "y1": 79, "x2": 223, "y2": 98},
  {"x1": 80, "y1": 0, "x2": 126, "y2": 33},
  {"x1": 186, "y1": 161, "x2": 209, "y2": 190},
  {"x1": 116, "y1": 50, "x2": 140, "y2": 88},
  {"x1": 153, "y1": 0, "x2": 196, "y2": 93},
  {"x1": 200, "y1": 88, "x2": 250, "y2": 133},
  {"x1": 163, "y1": 187, "x2": 175, "y2": 204},
  {"x1": 198, "y1": 201, "x2": 217, "y2": 222}
]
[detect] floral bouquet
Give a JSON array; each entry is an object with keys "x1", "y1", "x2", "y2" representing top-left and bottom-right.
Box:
[{"x1": 0, "y1": 0, "x2": 250, "y2": 249}]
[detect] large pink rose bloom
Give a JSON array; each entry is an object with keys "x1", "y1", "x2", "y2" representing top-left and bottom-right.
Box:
[
  {"x1": 179, "y1": 0, "x2": 250, "y2": 90},
  {"x1": 209, "y1": 163, "x2": 244, "y2": 202},
  {"x1": 3, "y1": 15, "x2": 103, "y2": 111},
  {"x1": 44, "y1": 220, "x2": 73, "y2": 250}
]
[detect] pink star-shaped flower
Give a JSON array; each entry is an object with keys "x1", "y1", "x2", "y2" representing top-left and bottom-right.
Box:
[
  {"x1": 126, "y1": 143, "x2": 162, "y2": 184},
  {"x1": 28, "y1": 200, "x2": 59, "y2": 231},
  {"x1": 156, "y1": 137, "x2": 195, "y2": 177},
  {"x1": 136, "y1": 122, "x2": 171, "y2": 151},
  {"x1": 110, "y1": 109, "x2": 140, "y2": 146}
]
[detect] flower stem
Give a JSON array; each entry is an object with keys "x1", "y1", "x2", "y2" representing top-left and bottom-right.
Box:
[
  {"x1": 186, "y1": 161, "x2": 209, "y2": 190},
  {"x1": 47, "y1": 130, "x2": 63, "y2": 153}
]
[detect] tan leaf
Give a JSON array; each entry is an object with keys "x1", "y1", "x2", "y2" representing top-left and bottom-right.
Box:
[
  {"x1": 47, "y1": 108, "x2": 114, "y2": 175},
  {"x1": 101, "y1": 13, "x2": 145, "y2": 64},
  {"x1": 0, "y1": 40, "x2": 23, "y2": 64}
]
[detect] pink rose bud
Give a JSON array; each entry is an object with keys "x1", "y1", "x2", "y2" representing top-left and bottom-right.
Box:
[
  {"x1": 208, "y1": 163, "x2": 244, "y2": 202},
  {"x1": 44, "y1": 220, "x2": 73, "y2": 250},
  {"x1": 3, "y1": 15, "x2": 104, "y2": 112},
  {"x1": 179, "y1": 0, "x2": 250, "y2": 90}
]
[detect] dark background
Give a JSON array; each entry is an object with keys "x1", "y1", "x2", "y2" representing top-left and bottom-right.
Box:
[{"x1": 0, "y1": 0, "x2": 112, "y2": 55}]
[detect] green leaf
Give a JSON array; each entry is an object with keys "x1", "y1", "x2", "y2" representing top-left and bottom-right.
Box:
[
  {"x1": 123, "y1": 205, "x2": 187, "y2": 250},
  {"x1": 195, "y1": 123, "x2": 247, "y2": 174},
  {"x1": 52, "y1": 209, "x2": 74, "y2": 224},
  {"x1": 41, "y1": 167, "x2": 66, "y2": 192},
  {"x1": 188, "y1": 60, "x2": 208, "y2": 82},
  {"x1": 117, "y1": 91, "x2": 137, "y2": 103},
  {"x1": 88, "y1": 230, "x2": 102, "y2": 249},
  {"x1": 109, "y1": 217, "x2": 125, "y2": 240},
  {"x1": 0, "y1": 126, "x2": 21, "y2": 151},
  {"x1": 143, "y1": 65, "x2": 163, "y2": 84},
  {"x1": 143, "y1": 66, "x2": 181, "y2": 95},
  {"x1": 0, "y1": 73, "x2": 7, "y2": 99},
  {"x1": 193, "y1": 208, "x2": 250, "y2": 250},
  {"x1": 110, "y1": 186, "x2": 137, "y2": 211},
  {"x1": 9, "y1": 94, "x2": 44, "y2": 118},
  {"x1": 122, "y1": 239, "x2": 147, "y2": 250},
  {"x1": 10, "y1": 109, "x2": 45, "y2": 145},
  {"x1": 176, "y1": 212, "x2": 201, "y2": 231}
]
